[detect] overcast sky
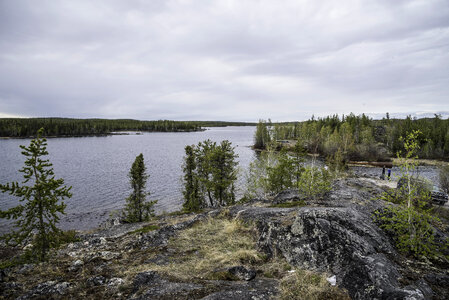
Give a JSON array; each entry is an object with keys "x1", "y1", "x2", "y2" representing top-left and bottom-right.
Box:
[{"x1": 0, "y1": 0, "x2": 448, "y2": 121}]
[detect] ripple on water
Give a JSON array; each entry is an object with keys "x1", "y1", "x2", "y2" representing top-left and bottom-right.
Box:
[{"x1": 0, "y1": 127, "x2": 255, "y2": 233}]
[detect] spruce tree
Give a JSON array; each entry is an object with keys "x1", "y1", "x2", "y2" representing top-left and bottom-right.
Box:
[
  {"x1": 0, "y1": 128, "x2": 72, "y2": 261},
  {"x1": 210, "y1": 140, "x2": 239, "y2": 206},
  {"x1": 182, "y1": 145, "x2": 201, "y2": 212},
  {"x1": 182, "y1": 140, "x2": 238, "y2": 210},
  {"x1": 124, "y1": 154, "x2": 156, "y2": 222}
]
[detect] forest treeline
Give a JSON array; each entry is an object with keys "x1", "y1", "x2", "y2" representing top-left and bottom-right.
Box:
[
  {"x1": 255, "y1": 113, "x2": 449, "y2": 160},
  {"x1": 0, "y1": 118, "x2": 255, "y2": 137}
]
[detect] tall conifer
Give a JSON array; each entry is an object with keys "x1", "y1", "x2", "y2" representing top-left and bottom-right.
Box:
[
  {"x1": 0, "y1": 128, "x2": 71, "y2": 261},
  {"x1": 124, "y1": 154, "x2": 156, "y2": 222}
]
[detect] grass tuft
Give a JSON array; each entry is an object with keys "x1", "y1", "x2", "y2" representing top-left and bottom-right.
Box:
[
  {"x1": 279, "y1": 269, "x2": 350, "y2": 300},
  {"x1": 148, "y1": 216, "x2": 262, "y2": 280}
]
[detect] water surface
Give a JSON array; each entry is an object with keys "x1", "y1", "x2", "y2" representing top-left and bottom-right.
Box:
[{"x1": 0, "y1": 127, "x2": 255, "y2": 232}]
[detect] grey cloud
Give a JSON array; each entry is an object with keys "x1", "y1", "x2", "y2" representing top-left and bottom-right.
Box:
[{"x1": 1, "y1": 0, "x2": 448, "y2": 121}]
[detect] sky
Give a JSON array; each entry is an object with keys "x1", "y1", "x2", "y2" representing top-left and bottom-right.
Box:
[{"x1": 0, "y1": 0, "x2": 448, "y2": 122}]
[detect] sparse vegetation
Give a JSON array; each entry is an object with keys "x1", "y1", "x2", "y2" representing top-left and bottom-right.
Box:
[
  {"x1": 375, "y1": 130, "x2": 448, "y2": 259},
  {"x1": 128, "y1": 224, "x2": 160, "y2": 235},
  {"x1": 279, "y1": 269, "x2": 350, "y2": 300},
  {"x1": 147, "y1": 216, "x2": 262, "y2": 280},
  {"x1": 269, "y1": 200, "x2": 306, "y2": 208}
]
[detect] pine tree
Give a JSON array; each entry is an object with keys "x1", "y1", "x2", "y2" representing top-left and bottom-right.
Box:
[
  {"x1": 0, "y1": 128, "x2": 72, "y2": 261},
  {"x1": 124, "y1": 154, "x2": 156, "y2": 222}
]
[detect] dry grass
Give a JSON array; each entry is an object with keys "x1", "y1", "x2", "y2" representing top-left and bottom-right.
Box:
[
  {"x1": 279, "y1": 269, "x2": 350, "y2": 300},
  {"x1": 146, "y1": 216, "x2": 262, "y2": 280}
]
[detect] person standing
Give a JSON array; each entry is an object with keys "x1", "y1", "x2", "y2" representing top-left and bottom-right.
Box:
[
  {"x1": 381, "y1": 166, "x2": 386, "y2": 180},
  {"x1": 387, "y1": 168, "x2": 391, "y2": 180}
]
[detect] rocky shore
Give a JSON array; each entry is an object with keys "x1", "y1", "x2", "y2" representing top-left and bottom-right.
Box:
[{"x1": 1, "y1": 177, "x2": 448, "y2": 299}]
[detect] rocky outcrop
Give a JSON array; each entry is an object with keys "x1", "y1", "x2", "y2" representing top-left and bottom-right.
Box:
[
  {"x1": 227, "y1": 178, "x2": 448, "y2": 299},
  {"x1": 1, "y1": 178, "x2": 448, "y2": 300},
  {"x1": 231, "y1": 206, "x2": 424, "y2": 299}
]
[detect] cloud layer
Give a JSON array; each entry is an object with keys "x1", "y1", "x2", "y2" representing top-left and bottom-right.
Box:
[{"x1": 1, "y1": 0, "x2": 448, "y2": 121}]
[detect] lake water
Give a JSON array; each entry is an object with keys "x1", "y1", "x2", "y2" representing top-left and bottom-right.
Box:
[{"x1": 0, "y1": 126, "x2": 256, "y2": 232}]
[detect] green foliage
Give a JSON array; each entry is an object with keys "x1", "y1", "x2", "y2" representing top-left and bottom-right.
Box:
[
  {"x1": 254, "y1": 119, "x2": 271, "y2": 150},
  {"x1": 0, "y1": 128, "x2": 72, "y2": 261},
  {"x1": 326, "y1": 148, "x2": 347, "y2": 176},
  {"x1": 0, "y1": 118, "x2": 204, "y2": 137},
  {"x1": 258, "y1": 113, "x2": 449, "y2": 161},
  {"x1": 245, "y1": 147, "x2": 331, "y2": 200},
  {"x1": 182, "y1": 140, "x2": 238, "y2": 211},
  {"x1": 297, "y1": 166, "x2": 332, "y2": 200},
  {"x1": 124, "y1": 154, "x2": 157, "y2": 223},
  {"x1": 55, "y1": 230, "x2": 80, "y2": 246},
  {"x1": 292, "y1": 140, "x2": 307, "y2": 183},
  {"x1": 182, "y1": 145, "x2": 201, "y2": 212},
  {"x1": 244, "y1": 151, "x2": 272, "y2": 199},
  {"x1": 210, "y1": 140, "x2": 239, "y2": 206},
  {"x1": 266, "y1": 149, "x2": 295, "y2": 194},
  {"x1": 375, "y1": 206, "x2": 439, "y2": 257},
  {"x1": 375, "y1": 130, "x2": 448, "y2": 259}
]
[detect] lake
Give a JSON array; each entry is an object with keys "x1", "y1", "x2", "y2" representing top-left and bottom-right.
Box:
[{"x1": 0, "y1": 126, "x2": 256, "y2": 232}]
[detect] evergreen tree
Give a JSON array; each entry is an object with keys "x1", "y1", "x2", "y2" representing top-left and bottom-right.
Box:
[
  {"x1": 254, "y1": 119, "x2": 271, "y2": 150},
  {"x1": 182, "y1": 145, "x2": 201, "y2": 212},
  {"x1": 195, "y1": 140, "x2": 216, "y2": 207},
  {"x1": 124, "y1": 154, "x2": 156, "y2": 222},
  {"x1": 0, "y1": 128, "x2": 72, "y2": 261},
  {"x1": 210, "y1": 140, "x2": 239, "y2": 206},
  {"x1": 182, "y1": 140, "x2": 238, "y2": 210}
]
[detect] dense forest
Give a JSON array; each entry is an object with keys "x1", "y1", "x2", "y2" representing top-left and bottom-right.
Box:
[
  {"x1": 0, "y1": 118, "x2": 255, "y2": 137},
  {"x1": 255, "y1": 113, "x2": 449, "y2": 160}
]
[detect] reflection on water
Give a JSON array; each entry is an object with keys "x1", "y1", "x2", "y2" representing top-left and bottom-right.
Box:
[{"x1": 0, "y1": 127, "x2": 255, "y2": 232}]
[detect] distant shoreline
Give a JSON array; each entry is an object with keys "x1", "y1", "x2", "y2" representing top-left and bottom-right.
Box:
[{"x1": 0, "y1": 130, "x2": 205, "y2": 139}]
